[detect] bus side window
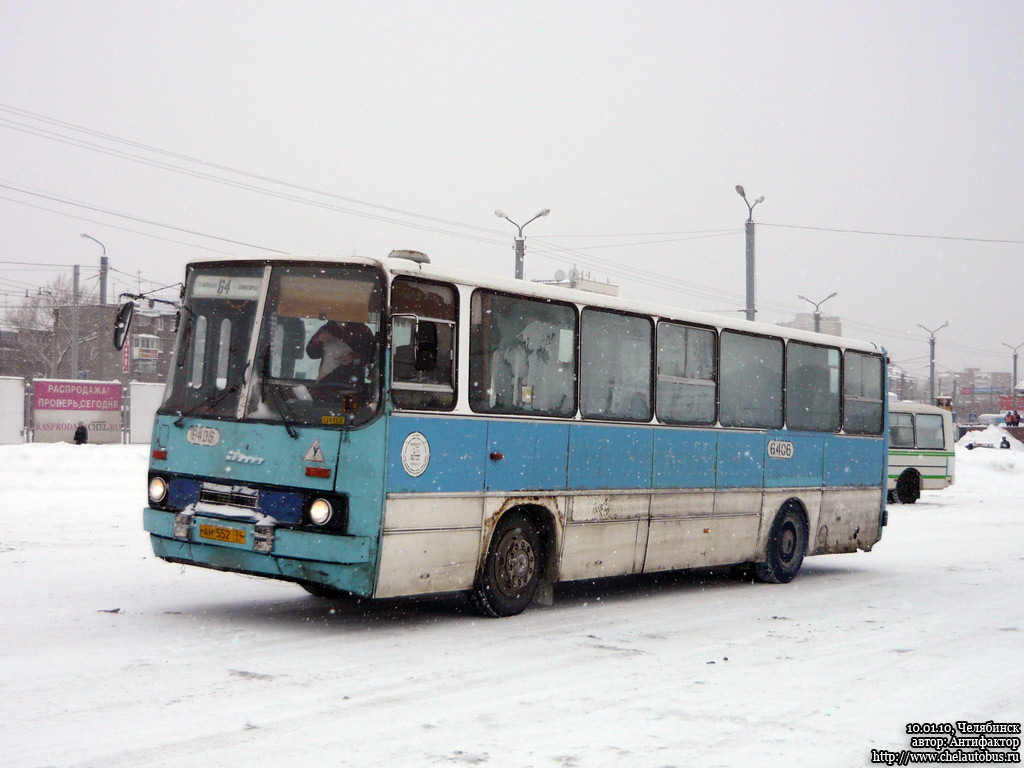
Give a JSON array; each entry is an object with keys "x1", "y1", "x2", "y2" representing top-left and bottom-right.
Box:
[
  {"x1": 786, "y1": 342, "x2": 841, "y2": 432},
  {"x1": 915, "y1": 414, "x2": 945, "y2": 449},
  {"x1": 844, "y1": 352, "x2": 884, "y2": 434},
  {"x1": 719, "y1": 330, "x2": 784, "y2": 429},
  {"x1": 390, "y1": 278, "x2": 457, "y2": 411},
  {"x1": 890, "y1": 412, "x2": 915, "y2": 447},
  {"x1": 468, "y1": 291, "x2": 576, "y2": 417},
  {"x1": 581, "y1": 308, "x2": 652, "y2": 422},
  {"x1": 656, "y1": 322, "x2": 716, "y2": 425}
]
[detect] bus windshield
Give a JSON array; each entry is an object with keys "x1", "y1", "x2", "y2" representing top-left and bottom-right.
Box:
[
  {"x1": 161, "y1": 265, "x2": 264, "y2": 420},
  {"x1": 161, "y1": 262, "x2": 385, "y2": 429}
]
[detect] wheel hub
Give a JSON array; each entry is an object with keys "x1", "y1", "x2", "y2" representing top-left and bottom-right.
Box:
[
  {"x1": 496, "y1": 531, "x2": 535, "y2": 596},
  {"x1": 779, "y1": 523, "x2": 797, "y2": 563}
]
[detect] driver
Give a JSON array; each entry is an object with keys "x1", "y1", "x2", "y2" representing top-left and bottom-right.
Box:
[{"x1": 305, "y1": 320, "x2": 373, "y2": 387}]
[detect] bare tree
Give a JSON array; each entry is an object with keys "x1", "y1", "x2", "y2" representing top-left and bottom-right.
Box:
[{"x1": 7, "y1": 275, "x2": 97, "y2": 379}]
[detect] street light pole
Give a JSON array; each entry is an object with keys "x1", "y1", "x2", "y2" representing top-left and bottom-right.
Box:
[
  {"x1": 735, "y1": 186, "x2": 764, "y2": 321},
  {"x1": 1002, "y1": 342, "x2": 1024, "y2": 414},
  {"x1": 495, "y1": 208, "x2": 550, "y2": 280},
  {"x1": 797, "y1": 292, "x2": 838, "y2": 333},
  {"x1": 80, "y1": 233, "x2": 107, "y2": 305},
  {"x1": 917, "y1": 321, "x2": 949, "y2": 405}
]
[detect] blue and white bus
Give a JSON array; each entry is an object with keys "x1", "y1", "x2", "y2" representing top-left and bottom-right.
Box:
[{"x1": 130, "y1": 251, "x2": 888, "y2": 617}]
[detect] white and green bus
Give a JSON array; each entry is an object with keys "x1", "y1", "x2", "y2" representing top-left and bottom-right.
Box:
[{"x1": 887, "y1": 401, "x2": 955, "y2": 504}]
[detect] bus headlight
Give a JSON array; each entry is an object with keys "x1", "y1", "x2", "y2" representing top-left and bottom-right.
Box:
[
  {"x1": 149, "y1": 476, "x2": 168, "y2": 504},
  {"x1": 308, "y1": 498, "x2": 333, "y2": 526}
]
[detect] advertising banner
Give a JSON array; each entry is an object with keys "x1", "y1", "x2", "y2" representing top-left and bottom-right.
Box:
[{"x1": 33, "y1": 380, "x2": 123, "y2": 444}]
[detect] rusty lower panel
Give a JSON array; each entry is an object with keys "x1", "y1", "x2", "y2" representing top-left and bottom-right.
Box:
[{"x1": 814, "y1": 487, "x2": 884, "y2": 554}]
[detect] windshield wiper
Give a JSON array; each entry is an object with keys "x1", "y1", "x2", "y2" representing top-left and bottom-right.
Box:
[
  {"x1": 259, "y1": 352, "x2": 299, "y2": 439},
  {"x1": 173, "y1": 384, "x2": 240, "y2": 427}
]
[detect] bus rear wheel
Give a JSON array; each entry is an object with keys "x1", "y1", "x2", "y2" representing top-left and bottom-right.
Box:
[
  {"x1": 755, "y1": 505, "x2": 808, "y2": 584},
  {"x1": 894, "y1": 470, "x2": 921, "y2": 504},
  {"x1": 470, "y1": 512, "x2": 543, "y2": 618}
]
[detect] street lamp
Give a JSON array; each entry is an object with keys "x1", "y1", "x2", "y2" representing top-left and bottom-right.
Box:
[
  {"x1": 80, "y1": 233, "x2": 109, "y2": 306},
  {"x1": 735, "y1": 185, "x2": 764, "y2": 321},
  {"x1": 917, "y1": 321, "x2": 949, "y2": 405},
  {"x1": 797, "y1": 292, "x2": 837, "y2": 333},
  {"x1": 1002, "y1": 342, "x2": 1024, "y2": 415},
  {"x1": 495, "y1": 208, "x2": 550, "y2": 280}
]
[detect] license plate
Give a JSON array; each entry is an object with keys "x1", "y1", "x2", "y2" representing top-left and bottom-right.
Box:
[{"x1": 199, "y1": 523, "x2": 246, "y2": 545}]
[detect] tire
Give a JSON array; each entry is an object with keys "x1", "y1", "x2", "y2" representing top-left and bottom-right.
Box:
[
  {"x1": 470, "y1": 512, "x2": 543, "y2": 618},
  {"x1": 755, "y1": 505, "x2": 808, "y2": 584},
  {"x1": 894, "y1": 470, "x2": 921, "y2": 504}
]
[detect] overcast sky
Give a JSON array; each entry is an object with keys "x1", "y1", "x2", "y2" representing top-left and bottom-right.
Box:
[{"x1": 2, "y1": 1, "x2": 1022, "y2": 382}]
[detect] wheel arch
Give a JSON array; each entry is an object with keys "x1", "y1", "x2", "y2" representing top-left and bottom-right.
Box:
[
  {"x1": 478, "y1": 499, "x2": 563, "y2": 586},
  {"x1": 898, "y1": 467, "x2": 922, "y2": 485},
  {"x1": 757, "y1": 496, "x2": 809, "y2": 561}
]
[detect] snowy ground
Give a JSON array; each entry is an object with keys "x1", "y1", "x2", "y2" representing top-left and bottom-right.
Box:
[{"x1": 1, "y1": 440, "x2": 1022, "y2": 768}]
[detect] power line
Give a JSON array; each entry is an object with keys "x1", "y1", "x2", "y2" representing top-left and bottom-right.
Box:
[
  {"x1": 0, "y1": 181, "x2": 288, "y2": 254},
  {"x1": 0, "y1": 104, "x2": 509, "y2": 241},
  {"x1": 761, "y1": 221, "x2": 1024, "y2": 246}
]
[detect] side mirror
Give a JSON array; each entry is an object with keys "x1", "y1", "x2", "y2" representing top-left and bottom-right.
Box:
[{"x1": 113, "y1": 301, "x2": 134, "y2": 350}]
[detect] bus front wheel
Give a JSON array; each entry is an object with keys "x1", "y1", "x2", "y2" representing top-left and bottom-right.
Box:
[
  {"x1": 470, "y1": 511, "x2": 543, "y2": 618},
  {"x1": 755, "y1": 505, "x2": 808, "y2": 584}
]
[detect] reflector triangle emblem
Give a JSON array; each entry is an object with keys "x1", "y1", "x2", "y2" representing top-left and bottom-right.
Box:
[{"x1": 303, "y1": 440, "x2": 325, "y2": 463}]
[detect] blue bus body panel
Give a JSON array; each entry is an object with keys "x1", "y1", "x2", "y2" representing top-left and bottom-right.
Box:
[
  {"x1": 335, "y1": 418, "x2": 388, "y2": 539},
  {"x1": 385, "y1": 415, "x2": 487, "y2": 494},
  {"x1": 485, "y1": 420, "x2": 570, "y2": 492},
  {"x1": 652, "y1": 429, "x2": 718, "y2": 489},
  {"x1": 824, "y1": 435, "x2": 886, "y2": 487},
  {"x1": 716, "y1": 432, "x2": 765, "y2": 488},
  {"x1": 568, "y1": 424, "x2": 654, "y2": 490},
  {"x1": 152, "y1": 415, "x2": 341, "y2": 493},
  {"x1": 764, "y1": 431, "x2": 825, "y2": 488}
]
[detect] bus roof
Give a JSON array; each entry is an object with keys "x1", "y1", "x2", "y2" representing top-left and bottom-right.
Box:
[
  {"x1": 889, "y1": 401, "x2": 951, "y2": 416},
  {"x1": 186, "y1": 253, "x2": 884, "y2": 355}
]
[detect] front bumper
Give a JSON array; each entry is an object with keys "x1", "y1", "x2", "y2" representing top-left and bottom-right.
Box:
[{"x1": 144, "y1": 507, "x2": 377, "y2": 597}]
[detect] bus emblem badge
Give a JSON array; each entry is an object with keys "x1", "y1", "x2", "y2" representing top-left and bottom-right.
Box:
[
  {"x1": 303, "y1": 440, "x2": 325, "y2": 463},
  {"x1": 401, "y1": 432, "x2": 430, "y2": 477},
  {"x1": 767, "y1": 439, "x2": 795, "y2": 460}
]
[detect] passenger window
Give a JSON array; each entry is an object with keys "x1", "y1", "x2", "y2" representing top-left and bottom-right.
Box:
[
  {"x1": 581, "y1": 309, "x2": 652, "y2": 422},
  {"x1": 189, "y1": 315, "x2": 208, "y2": 389},
  {"x1": 786, "y1": 342, "x2": 841, "y2": 432},
  {"x1": 469, "y1": 291, "x2": 576, "y2": 417},
  {"x1": 915, "y1": 414, "x2": 945, "y2": 449},
  {"x1": 844, "y1": 352, "x2": 884, "y2": 434},
  {"x1": 889, "y1": 412, "x2": 915, "y2": 448},
  {"x1": 656, "y1": 322, "x2": 715, "y2": 424},
  {"x1": 390, "y1": 278, "x2": 457, "y2": 411},
  {"x1": 719, "y1": 331, "x2": 783, "y2": 429},
  {"x1": 215, "y1": 319, "x2": 232, "y2": 390}
]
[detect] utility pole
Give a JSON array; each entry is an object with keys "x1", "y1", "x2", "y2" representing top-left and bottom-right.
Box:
[
  {"x1": 80, "y1": 233, "x2": 107, "y2": 305},
  {"x1": 735, "y1": 186, "x2": 764, "y2": 321},
  {"x1": 917, "y1": 321, "x2": 949, "y2": 405},
  {"x1": 797, "y1": 292, "x2": 838, "y2": 333},
  {"x1": 495, "y1": 208, "x2": 550, "y2": 280},
  {"x1": 72, "y1": 265, "x2": 80, "y2": 380},
  {"x1": 1003, "y1": 342, "x2": 1023, "y2": 414}
]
